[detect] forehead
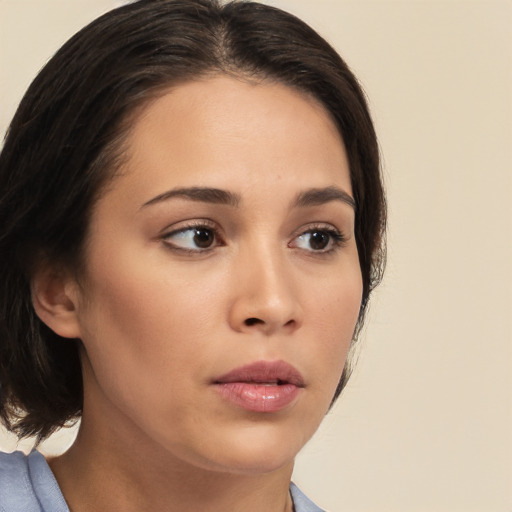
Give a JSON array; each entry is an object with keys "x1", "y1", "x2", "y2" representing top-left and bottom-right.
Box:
[{"x1": 112, "y1": 75, "x2": 351, "y2": 206}]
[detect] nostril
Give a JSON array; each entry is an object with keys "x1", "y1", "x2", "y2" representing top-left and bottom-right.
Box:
[{"x1": 244, "y1": 317, "x2": 263, "y2": 326}]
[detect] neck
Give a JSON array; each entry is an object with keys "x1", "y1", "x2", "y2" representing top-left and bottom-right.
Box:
[{"x1": 48, "y1": 419, "x2": 295, "y2": 512}]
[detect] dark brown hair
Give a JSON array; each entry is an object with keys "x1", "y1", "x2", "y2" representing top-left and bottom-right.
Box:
[{"x1": 0, "y1": 0, "x2": 385, "y2": 441}]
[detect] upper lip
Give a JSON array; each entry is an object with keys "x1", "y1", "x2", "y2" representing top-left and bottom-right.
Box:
[{"x1": 213, "y1": 360, "x2": 305, "y2": 387}]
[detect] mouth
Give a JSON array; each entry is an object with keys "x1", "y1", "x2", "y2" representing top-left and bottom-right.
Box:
[{"x1": 212, "y1": 360, "x2": 305, "y2": 413}]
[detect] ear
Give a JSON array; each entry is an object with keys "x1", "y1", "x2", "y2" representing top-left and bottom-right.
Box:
[{"x1": 31, "y1": 265, "x2": 82, "y2": 339}]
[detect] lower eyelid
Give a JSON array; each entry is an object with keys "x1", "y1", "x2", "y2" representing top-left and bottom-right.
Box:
[
  {"x1": 289, "y1": 229, "x2": 347, "y2": 252},
  {"x1": 160, "y1": 221, "x2": 348, "y2": 253},
  {"x1": 160, "y1": 225, "x2": 220, "y2": 249}
]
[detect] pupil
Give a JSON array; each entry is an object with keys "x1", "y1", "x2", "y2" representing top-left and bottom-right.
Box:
[
  {"x1": 193, "y1": 228, "x2": 213, "y2": 248},
  {"x1": 310, "y1": 231, "x2": 329, "y2": 250}
]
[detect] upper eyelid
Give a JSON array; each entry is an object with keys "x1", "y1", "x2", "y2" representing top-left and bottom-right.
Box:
[
  {"x1": 160, "y1": 223, "x2": 223, "y2": 253},
  {"x1": 160, "y1": 220, "x2": 222, "y2": 242},
  {"x1": 159, "y1": 219, "x2": 346, "y2": 236},
  {"x1": 160, "y1": 218, "x2": 218, "y2": 235},
  {"x1": 290, "y1": 221, "x2": 344, "y2": 237},
  {"x1": 292, "y1": 225, "x2": 346, "y2": 241},
  {"x1": 161, "y1": 221, "x2": 343, "y2": 237}
]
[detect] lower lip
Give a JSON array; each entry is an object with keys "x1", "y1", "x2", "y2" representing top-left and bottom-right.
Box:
[{"x1": 214, "y1": 382, "x2": 301, "y2": 413}]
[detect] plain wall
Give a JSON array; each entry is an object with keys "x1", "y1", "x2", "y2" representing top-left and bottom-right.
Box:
[{"x1": 1, "y1": 1, "x2": 511, "y2": 511}]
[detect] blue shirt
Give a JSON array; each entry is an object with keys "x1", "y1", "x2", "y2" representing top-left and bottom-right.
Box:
[{"x1": 0, "y1": 451, "x2": 325, "y2": 511}]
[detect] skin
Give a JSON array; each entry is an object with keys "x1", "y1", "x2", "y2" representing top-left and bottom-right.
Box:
[{"x1": 38, "y1": 76, "x2": 363, "y2": 512}]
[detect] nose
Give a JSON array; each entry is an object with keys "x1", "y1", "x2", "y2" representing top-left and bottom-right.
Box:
[{"x1": 227, "y1": 244, "x2": 303, "y2": 336}]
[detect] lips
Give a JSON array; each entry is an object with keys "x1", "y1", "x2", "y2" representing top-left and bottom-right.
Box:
[{"x1": 213, "y1": 360, "x2": 304, "y2": 413}]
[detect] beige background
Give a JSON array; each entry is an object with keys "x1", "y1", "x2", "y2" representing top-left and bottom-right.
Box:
[{"x1": 1, "y1": 1, "x2": 511, "y2": 511}]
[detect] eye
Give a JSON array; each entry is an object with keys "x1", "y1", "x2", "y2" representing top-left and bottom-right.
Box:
[
  {"x1": 162, "y1": 223, "x2": 221, "y2": 252},
  {"x1": 290, "y1": 226, "x2": 346, "y2": 253}
]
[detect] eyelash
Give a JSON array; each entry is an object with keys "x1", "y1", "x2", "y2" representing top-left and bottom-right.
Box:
[
  {"x1": 289, "y1": 224, "x2": 347, "y2": 254},
  {"x1": 160, "y1": 221, "x2": 347, "y2": 255},
  {"x1": 161, "y1": 220, "x2": 223, "y2": 254}
]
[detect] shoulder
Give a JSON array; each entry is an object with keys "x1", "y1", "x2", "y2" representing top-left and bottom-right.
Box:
[
  {"x1": 0, "y1": 450, "x2": 68, "y2": 512},
  {"x1": 290, "y1": 482, "x2": 328, "y2": 512},
  {"x1": 0, "y1": 450, "x2": 41, "y2": 511}
]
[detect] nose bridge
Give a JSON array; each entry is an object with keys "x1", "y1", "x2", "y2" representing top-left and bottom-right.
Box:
[
  {"x1": 229, "y1": 235, "x2": 302, "y2": 334},
  {"x1": 249, "y1": 241, "x2": 290, "y2": 303}
]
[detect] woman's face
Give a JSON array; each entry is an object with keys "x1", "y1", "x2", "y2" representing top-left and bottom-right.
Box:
[{"x1": 70, "y1": 76, "x2": 362, "y2": 474}]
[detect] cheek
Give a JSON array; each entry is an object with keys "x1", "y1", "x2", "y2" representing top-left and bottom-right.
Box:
[
  {"x1": 308, "y1": 256, "x2": 362, "y2": 332},
  {"x1": 76, "y1": 251, "x2": 227, "y2": 394},
  {"x1": 305, "y1": 265, "x2": 362, "y2": 384},
  {"x1": 75, "y1": 266, "x2": 215, "y2": 448}
]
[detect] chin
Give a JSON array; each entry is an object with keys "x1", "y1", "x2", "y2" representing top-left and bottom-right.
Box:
[
  {"x1": 188, "y1": 423, "x2": 310, "y2": 476},
  {"x1": 206, "y1": 449, "x2": 297, "y2": 476}
]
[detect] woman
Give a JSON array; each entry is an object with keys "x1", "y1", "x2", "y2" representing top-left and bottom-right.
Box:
[{"x1": 0, "y1": 1, "x2": 385, "y2": 510}]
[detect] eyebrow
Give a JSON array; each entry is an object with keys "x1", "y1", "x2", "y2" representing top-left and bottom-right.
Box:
[
  {"x1": 141, "y1": 187, "x2": 241, "y2": 209},
  {"x1": 141, "y1": 185, "x2": 355, "y2": 211},
  {"x1": 292, "y1": 186, "x2": 356, "y2": 211}
]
